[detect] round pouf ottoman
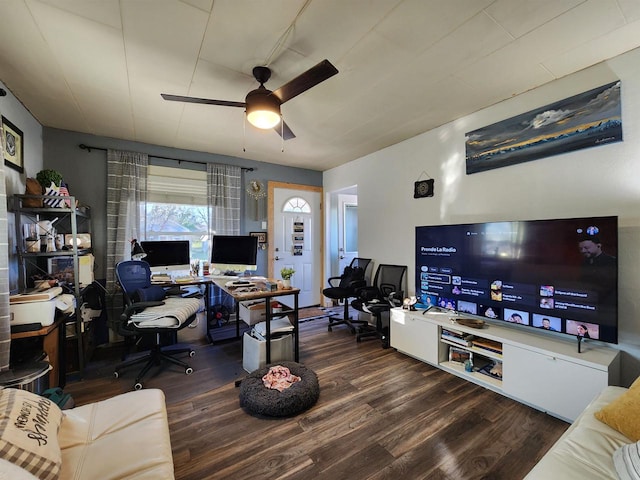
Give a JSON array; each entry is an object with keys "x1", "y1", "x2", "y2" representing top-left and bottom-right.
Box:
[{"x1": 239, "y1": 361, "x2": 319, "y2": 417}]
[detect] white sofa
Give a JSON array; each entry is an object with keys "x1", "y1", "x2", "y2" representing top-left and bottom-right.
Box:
[
  {"x1": 526, "y1": 385, "x2": 632, "y2": 479},
  {"x1": 1, "y1": 388, "x2": 175, "y2": 480}
]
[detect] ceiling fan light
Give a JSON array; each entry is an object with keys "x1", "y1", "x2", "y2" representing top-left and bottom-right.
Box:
[
  {"x1": 247, "y1": 109, "x2": 281, "y2": 129},
  {"x1": 246, "y1": 88, "x2": 281, "y2": 129}
]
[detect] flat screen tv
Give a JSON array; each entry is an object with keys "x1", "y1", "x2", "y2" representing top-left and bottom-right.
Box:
[
  {"x1": 211, "y1": 235, "x2": 258, "y2": 274},
  {"x1": 140, "y1": 240, "x2": 191, "y2": 273},
  {"x1": 415, "y1": 216, "x2": 618, "y2": 344}
]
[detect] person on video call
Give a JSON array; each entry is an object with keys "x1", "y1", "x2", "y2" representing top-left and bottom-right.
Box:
[
  {"x1": 579, "y1": 233, "x2": 616, "y2": 269},
  {"x1": 578, "y1": 229, "x2": 616, "y2": 295},
  {"x1": 576, "y1": 323, "x2": 591, "y2": 338},
  {"x1": 506, "y1": 312, "x2": 524, "y2": 324},
  {"x1": 538, "y1": 318, "x2": 556, "y2": 331}
]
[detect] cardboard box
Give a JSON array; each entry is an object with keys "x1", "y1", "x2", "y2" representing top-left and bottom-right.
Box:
[
  {"x1": 242, "y1": 331, "x2": 293, "y2": 373},
  {"x1": 239, "y1": 300, "x2": 283, "y2": 326},
  {"x1": 47, "y1": 254, "x2": 94, "y2": 286}
]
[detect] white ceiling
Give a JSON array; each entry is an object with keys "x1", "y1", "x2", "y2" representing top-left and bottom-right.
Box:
[{"x1": 1, "y1": 0, "x2": 640, "y2": 171}]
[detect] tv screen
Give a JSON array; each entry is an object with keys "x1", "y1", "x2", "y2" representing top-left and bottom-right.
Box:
[
  {"x1": 140, "y1": 240, "x2": 191, "y2": 272},
  {"x1": 211, "y1": 235, "x2": 258, "y2": 273},
  {"x1": 415, "y1": 216, "x2": 618, "y2": 344}
]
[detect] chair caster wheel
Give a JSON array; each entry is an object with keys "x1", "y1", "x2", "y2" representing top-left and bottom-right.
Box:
[
  {"x1": 189, "y1": 350, "x2": 196, "y2": 357},
  {"x1": 356, "y1": 337, "x2": 362, "y2": 343},
  {"x1": 114, "y1": 371, "x2": 119, "y2": 379},
  {"x1": 134, "y1": 382, "x2": 143, "y2": 390},
  {"x1": 185, "y1": 367, "x2": 194, "y2": 375},
  {"x1": 328, "y1": 326, "x2": 333, "y2": 332},
  {"x1": 349, "y1": 328, "x2": 356, "y2": 334}
]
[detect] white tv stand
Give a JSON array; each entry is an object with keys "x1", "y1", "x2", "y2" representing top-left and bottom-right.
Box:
[{"x1": 390, "y1": 308, "x2": 620, "y2": 422}]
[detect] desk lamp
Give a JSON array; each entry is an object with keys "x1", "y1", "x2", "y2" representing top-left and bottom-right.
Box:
[{"x1": 131, "y1": 239, "x2": 146, "y2": 260}]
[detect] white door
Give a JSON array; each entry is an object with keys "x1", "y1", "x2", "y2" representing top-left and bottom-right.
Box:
[{"x1": 269, "y1": 183, "x2": 322, "y2": 307}]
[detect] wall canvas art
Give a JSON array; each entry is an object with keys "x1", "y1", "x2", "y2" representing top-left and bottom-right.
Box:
[{"x1": 465, "y1": 81, "x2": 622, "y2": 175}]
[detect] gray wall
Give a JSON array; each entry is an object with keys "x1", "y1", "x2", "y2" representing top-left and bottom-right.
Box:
[
  {"x1": 43, "y1": 128, "x2": 322, "y2": 279},
  {"x1": 1, "y1": 80, "x2": 44, "y2": 293}
]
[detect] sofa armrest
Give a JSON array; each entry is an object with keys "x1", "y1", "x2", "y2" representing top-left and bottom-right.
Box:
[
  {"x1": 525, "y1": 386, "x2": 630, "y2": 480},
  {"x1": 58, "y1": 389, "x2": 174, "y2": 480}
]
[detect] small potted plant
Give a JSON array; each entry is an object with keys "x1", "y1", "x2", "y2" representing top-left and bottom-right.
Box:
[{"x1": 280, "y1": 267, "x2": 295, "y2": 289}]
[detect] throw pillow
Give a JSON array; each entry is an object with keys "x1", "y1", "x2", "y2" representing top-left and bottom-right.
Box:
[
  {"x1": 134, "y1": 285, "x2": 166, "y2": 303},
  {"x1": 595, "y1": 387, "x2": 640, "y2": 441},
  {"x1": 0, "y1": 458, "x2": 40, "y2": 479},
  {"x1": 0, "y1": 388, "x2": 63, "y2": 480},
  {"x1": 614, "y1": 441, "x2": 640, "y2": 480}
]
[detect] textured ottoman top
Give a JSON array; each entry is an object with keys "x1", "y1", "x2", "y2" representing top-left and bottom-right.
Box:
[{"x1": 239, "y1": 361, "x2": 320, "y2": 417}]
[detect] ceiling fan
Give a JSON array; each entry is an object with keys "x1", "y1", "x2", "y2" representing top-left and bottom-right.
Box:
[{"x1": 161, "y1": 59, "x2": 338, "y2": 140}]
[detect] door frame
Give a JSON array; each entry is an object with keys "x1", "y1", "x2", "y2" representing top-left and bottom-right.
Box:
[{"x1": 268, "y1": 181, "x2": 324, "y2": 298}]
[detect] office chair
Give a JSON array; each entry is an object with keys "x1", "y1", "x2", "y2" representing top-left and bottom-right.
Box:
[
  {"x1": 114, "y1": 260, "x2": 200, "y2": 390},
  {"x1": 323, "y1": 258, "x2": 372, "y2": 333},
  {"x1": 351, "y1": 264, "x2": 407, "y2": 348}
]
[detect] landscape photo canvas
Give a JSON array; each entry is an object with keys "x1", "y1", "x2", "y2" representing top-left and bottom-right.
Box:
[{"x1": 465, "y1": 81, "x2": 622, "y2": 174}]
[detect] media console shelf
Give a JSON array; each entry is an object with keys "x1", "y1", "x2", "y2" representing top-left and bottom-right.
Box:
[{"x1": 390, "y1": 308, "x2": 620, "y2": 422}]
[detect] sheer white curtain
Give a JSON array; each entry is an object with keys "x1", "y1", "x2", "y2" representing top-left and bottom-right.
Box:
[
  {"x1": 207, "y1": 163, "x2": 241, "y2": 235},
  {"x1": 207, "y1": 164, "x2": 241, "y2": 308},
  {"x1": 106, "y1": 149, "x2": 148, "y2": 293}
]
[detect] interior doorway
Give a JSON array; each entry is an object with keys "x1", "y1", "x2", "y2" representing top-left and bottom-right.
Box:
[
  {"x1": 325, "y1": 185, "x2": 359, "y2": 305},
  {"x1": 268, "y1": 182, "x2": 323, "y2": 308}
]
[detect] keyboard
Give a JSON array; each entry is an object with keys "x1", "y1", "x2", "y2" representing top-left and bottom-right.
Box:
[{"x1": 226, "y1": 280, "x2": 256, "y2": 288}]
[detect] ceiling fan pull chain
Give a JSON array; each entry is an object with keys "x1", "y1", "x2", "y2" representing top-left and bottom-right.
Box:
[
  {"x1": 281, "y1": 116, "x2": 285, "y2": 152},
  {"x1": 243, "y1": 114, "x2": 246, "y2": 152}
]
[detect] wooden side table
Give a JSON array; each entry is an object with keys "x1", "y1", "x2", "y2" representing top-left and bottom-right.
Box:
[{"x1": 11, "y1": 317, "x2": 64, "y2": 388}]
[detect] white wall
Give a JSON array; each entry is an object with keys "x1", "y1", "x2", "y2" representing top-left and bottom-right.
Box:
[{"x1": 324, "y1": 47, "x2": 640, "y2": 386}]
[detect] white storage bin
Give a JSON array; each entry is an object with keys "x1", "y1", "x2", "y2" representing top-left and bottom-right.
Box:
[
  {"x1": 242, "y1": 331, "x2": 294, "y2": 373},
  {"x1": 239, "y1": 300, "x2": 283, "y2": 325},
  {"x1": 177, "y1": 310, "x2": 207, "y2": 343}
]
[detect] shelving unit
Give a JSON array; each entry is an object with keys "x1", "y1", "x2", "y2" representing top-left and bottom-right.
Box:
[
  {"x1": 13, "y1": 194, "x2": 93, "y2": 376},
  {"x1": 439, "y1": 328, "x2": 503, "y2": 390},
  {"x1": 391, "y1": 307, "x2": 621, "y2": 422}
]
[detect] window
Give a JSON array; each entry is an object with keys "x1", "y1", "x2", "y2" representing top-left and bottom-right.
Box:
[
  {"x1": 344, "y1": 204, "x2": 358, "y2": 253},
  {"x1": 283, "y1": 197, "x2": 311, "y2": 213},
  {"x1": 144, "y1": 165, "x2": 210, "y2": 262}
]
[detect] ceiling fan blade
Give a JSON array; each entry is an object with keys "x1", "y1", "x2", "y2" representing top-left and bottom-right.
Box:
[
  {"x1": 272, "y1": 59, "x2": 338, "y2": 104},
  {"x1": 161, "y1": 93, "x2": 245, "y2": 108},
  {"x1": 274, "y1": 120, "x2": 296, "y2": 140}
]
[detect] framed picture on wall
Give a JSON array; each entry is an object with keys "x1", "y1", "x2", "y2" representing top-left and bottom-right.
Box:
[
  {"x1": 250, "y1": 231, "x2": 267, "y2": 245},
  {"x1": 2, "y1": 116, "x2": 24, "y2": 173}
]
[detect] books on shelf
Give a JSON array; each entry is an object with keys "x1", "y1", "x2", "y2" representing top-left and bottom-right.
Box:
[
  {"x1": 471, "y1": 338, "x2": 503, "y2": 355},
  {"x1": 441, "y1": 328, "x2": 474, "y2": 347},
  {"x1": 151, "y1": 274, "x2": 171, "y2": 283},
  {"x1": 477, "y1": 361, "x2": 503, "y2": 380},
  {"x1": 10, "y1": 286, "x2": 63, "y2": 303}
]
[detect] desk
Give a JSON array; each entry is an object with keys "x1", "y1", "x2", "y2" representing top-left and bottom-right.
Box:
[
  {"x1": 11, "y1": 317, "x2": 64, "y2": 388},
  {"x1": 208, "y1": 277, "x2": 300, "y2": 364}
]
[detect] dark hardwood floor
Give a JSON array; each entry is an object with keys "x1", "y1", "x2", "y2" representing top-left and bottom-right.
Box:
[{"x1": 64, "y1": 315, "x2": 568, "y2": 480}]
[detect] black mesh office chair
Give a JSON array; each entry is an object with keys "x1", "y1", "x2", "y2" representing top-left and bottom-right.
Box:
[
  {"x1": 323, "y1": 258, "x2": 372, "y2": 333},
  {"x1": 114, "y1": 260, "x2": 199, "y2": 390},
  {"x1": 351, "y1": 264, "x2": 407, "y2": 348}
]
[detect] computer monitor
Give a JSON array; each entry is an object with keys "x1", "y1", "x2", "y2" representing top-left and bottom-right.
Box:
[
  {"x1": 140, "y1": 240, "x2": 191, "y2": 273},
  {"x1": 211, "y1": 235, "x2": 258, "y2": 274}
]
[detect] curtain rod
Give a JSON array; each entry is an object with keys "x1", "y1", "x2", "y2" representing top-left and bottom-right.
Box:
[{"x1": 78, "y1": 143, "x2": 255, "y2": 171}]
